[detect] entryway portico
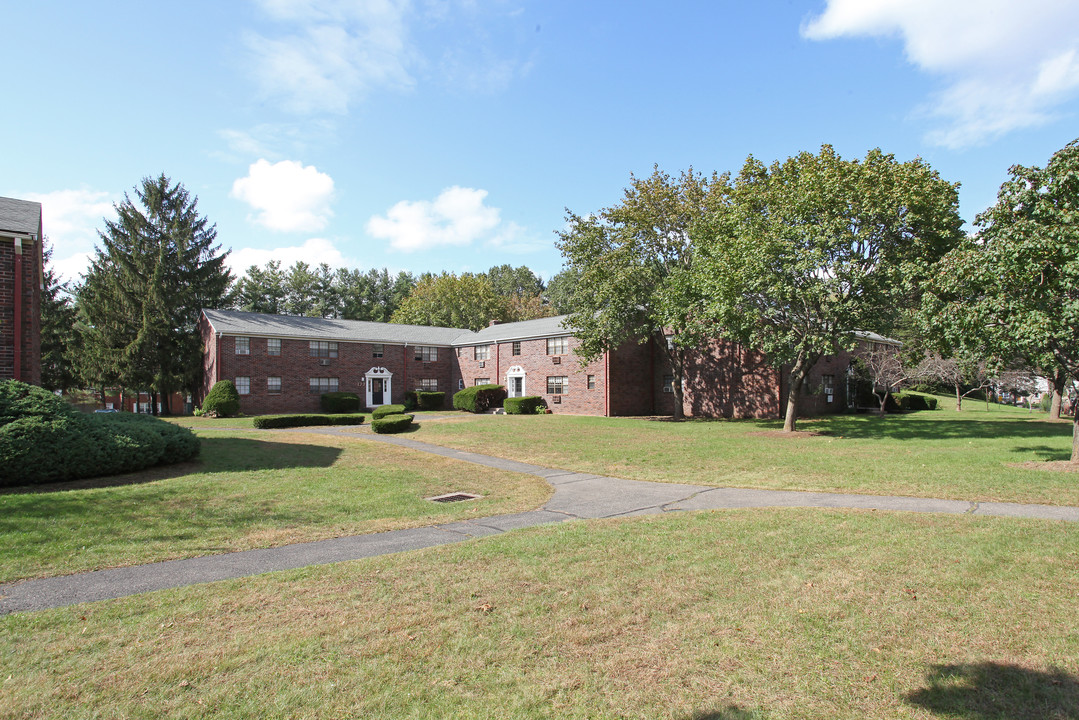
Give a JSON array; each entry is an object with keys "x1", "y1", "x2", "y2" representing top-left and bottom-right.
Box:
[{"x1": 365, "y1": 367, "x2": 393, "y2": 407}]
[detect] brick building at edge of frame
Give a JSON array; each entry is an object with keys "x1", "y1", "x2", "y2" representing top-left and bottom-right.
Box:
[
  {"x1": 199, "y1": 308, "x2": 895, "y2": 418},
  {"x1": 0, "y1": 196, "x2": 43, "y2": 386}
]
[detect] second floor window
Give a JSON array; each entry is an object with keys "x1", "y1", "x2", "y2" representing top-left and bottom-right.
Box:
[
  {"x1": 474, "y1": 345, "x2": 490, "y2": 361},
  {"x1": 267, "y1": 338, "x2": 281, "y2": 356},
  {"x1": 372, "y1": 344, "x2": 384, "y2": 358},
  {"x1": 310, "y1": 341, "x2": 338, "y2": 358},
  {"x1": 415, "y1": 346, "x2": 437, "y2": 362},
  {"x1": 511, "y1": 341, "x2": 521, "y2": 356},
  {"x1": 235, "y1": 337, "x2": 250, "y2": 355},
  {"x1": 547, "y1": 337, "x2": 568, "y2": 355}
]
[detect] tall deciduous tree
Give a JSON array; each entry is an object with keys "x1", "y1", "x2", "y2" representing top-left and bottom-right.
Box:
[
  {"x1": 79, "y1": 175, "x2": 231, "y2": 412},
  {"x1": 701, "y1": 146, "x2": 963, "y2": 431},
  {"x1": 922, "y1": 139, "x2": 1079, "y2": 459},
  {"x1": 390, "y1": 272, "x2": 508, "y2": 331},
  {"x1": 557, "y1": 167, "x2": 727, "y2": 419}
]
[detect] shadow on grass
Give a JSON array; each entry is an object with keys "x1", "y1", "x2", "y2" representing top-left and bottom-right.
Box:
[
  {"x1": 679, "y1": 705, "x2": 762, "y2": 720},
  {"x1": 905, "y1": 662, "x2": 1079, "y2": 719},
  {"x1": 0, "y1": 437, "x2": 343, "y2": 495},
  {"x1": 1013, "y1": 445, "x2": 1074, "y2": 462},
  {"x1": 815, "y1": 416, "x2": 1073, "y2": 443}
]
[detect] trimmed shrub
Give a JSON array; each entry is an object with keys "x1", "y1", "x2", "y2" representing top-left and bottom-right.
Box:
[
  {"x1": 402, "y1": 392, "x2": 417, "y2": 412},
  {"x1": 372, "y1": 404, "x2": 406, "y2": 420},
  {"x1": 320, "y1": 392, "x2": 361, "y2": 414},
  {"x1": 201, "y1": 380, "x2": 240, "y2": 418},
  {"x1": 893, "y1": 392, "x2": 938, "y2": 412},
  {"x1": 453, "y1": 384, "x2": 506, "y2": 413},
  {"x1": 0, "y1": 381, "x2": 199, "y2": 486},
  {"x1": 371, "y1": 413, "x2": 414, "y2": 434},
  {"x1": 411, "y1": 391, "x2": 445, "y2": 410},
  {"x1": 504, "y1": 396, "x2": 546, "y2": 415},
  {"x1": 253, "y1": 413, "x2": 365, "y2": 429}
]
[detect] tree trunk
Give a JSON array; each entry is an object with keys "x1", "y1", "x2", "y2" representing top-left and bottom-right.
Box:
[
  {"x1": 1049, "y1": 368, "x2": 1065, "y2": 420},
  {"x1": 1072, "y1": 413, "x2": 1079, "y2": 463},
  {"x1": 783, "y1": 352, "x2": 809, "y2": 432},
  {"x1": 955, "y1": 384, "x2": 962, "y2": 412},
  {"x1": 878, "y1": 391, "x2": 890, "y2": 417}
]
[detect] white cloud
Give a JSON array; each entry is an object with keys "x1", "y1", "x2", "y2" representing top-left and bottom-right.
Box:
[
  {"x1": 20, "y1": 188, "x2": 115, "y2": 283},
  {"x1": 802, "y1": 0, "x2": 1079, "y2": 147},
  {"x1": 245, "y1": 0, "x2": 414, "y2": 114},
  {"x1": 231, "y1": 159, "x2": 335, "y2": 232},
  {"x1": 366, "y1": 186, "x2": 504, "y2": 252},
  {"x1": 226, "y1": 237, "x2": 351, "y2": 276}
]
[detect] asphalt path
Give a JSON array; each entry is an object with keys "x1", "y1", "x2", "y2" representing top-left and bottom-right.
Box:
[{"x1": 2, "y1": 428, "x2": 1076, "y2": 615}]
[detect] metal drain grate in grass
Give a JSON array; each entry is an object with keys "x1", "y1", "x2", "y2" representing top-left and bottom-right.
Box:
[{"x1": 426, "y1": 492, "x2": 482, "y2": 503}]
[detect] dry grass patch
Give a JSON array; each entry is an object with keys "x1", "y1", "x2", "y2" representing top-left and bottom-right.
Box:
[{"x1": 2, "y1": 509, "x2": 1076, "y2": 719}]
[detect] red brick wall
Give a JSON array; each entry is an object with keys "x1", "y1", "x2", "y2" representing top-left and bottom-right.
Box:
[
  {"x1": 608, "y1": 339, "x2": 655, "y2": 416},
  {"x1": 683, "y1": 340, "x2": 781, "y2": 419},
  {"x1": 0, "y1": 238, "x2": 41, "y2": 384},
  {"x1": 453, "y1": 335, "x2": 607, "y2": 415}
]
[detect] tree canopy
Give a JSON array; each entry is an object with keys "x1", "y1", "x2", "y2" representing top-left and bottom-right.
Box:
[
  {"x1": 77, "y1": 175, "x2": 231, "y2": 411},
  {"x1": 557, "y1": 166, "x2": 727, "y2": 419},
  {"x1": 699, "y1": 145, "x2": 963, "y2": 430},
  {"x1": 390, "y1": 272, "x2": 509, "y2": 331},
  {"x1": 921, "y1": 139, "x2": 1079, "y2": 459},
  {"x1": 39, "y1": 242, "x2": 80, "y2": 392}
]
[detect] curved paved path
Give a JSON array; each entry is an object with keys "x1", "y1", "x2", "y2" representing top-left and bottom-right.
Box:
[{"x1": 2, "y1": 428, "x2": 1077, "y2": 615}]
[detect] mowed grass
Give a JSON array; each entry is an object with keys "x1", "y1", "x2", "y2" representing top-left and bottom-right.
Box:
[
  {"x1": 3, "y1": 509, "x2": 1076, "y2": 719},
  {"x1": 0, "y1": 425, "x2": 550, "y2": 583},
  {"x1": 414, "y1": 401, "x2": 1079, "y2": 506}
]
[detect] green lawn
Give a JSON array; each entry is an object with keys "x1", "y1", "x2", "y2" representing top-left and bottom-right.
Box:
[
  {"x1": 0, "y1": 424, "x2": 550, "y2": 583},
  {"x1": 413, "y1": 401, "x2": 1078, "y2": 506},
  {"x1": 3, "y1": 509, "x2": 1076, "y2": 719}
]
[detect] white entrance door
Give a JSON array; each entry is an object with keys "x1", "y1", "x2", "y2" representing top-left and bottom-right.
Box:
[
  {"x1": 506, "y1": 366, "x2": 526, "y2": 398},
  {"x1": 365, "y1": 367, "x2": 393, "y2": 407}
]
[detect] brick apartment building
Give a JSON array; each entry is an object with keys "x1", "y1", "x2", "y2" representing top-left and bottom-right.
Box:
[
  {"x1": 200, "y1": 309, "x2": 893, "y2": 418},
  {"x1": 0, "y1": 197, "x2": 43, "y2": 385}
]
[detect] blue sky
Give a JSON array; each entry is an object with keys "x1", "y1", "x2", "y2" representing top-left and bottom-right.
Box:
[{"x1": 6, "y1": 0, "x2": 1079, "y2": 286}]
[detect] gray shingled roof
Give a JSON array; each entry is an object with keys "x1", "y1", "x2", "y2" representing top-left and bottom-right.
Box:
[
  {"x1": 0, "y1": 196, "x2": 42, "y2": 236},
  {"x1": 454, "y1": 315, "x2": 575, "y2": 345},
  {"x1": 202, "y1": 309, "x2": 467, "y2": 346}
]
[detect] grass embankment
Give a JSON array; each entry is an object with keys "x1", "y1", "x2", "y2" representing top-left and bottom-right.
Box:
[
  {"x1": 0, "y1": 425, "x2": 549, "y2": 583},
  {"x1": 3, "y1": 510, "x2": 1076, "y2": 719},
  {"x1": 414, "y1": 401, "x2": 1078, "y2": 506}
]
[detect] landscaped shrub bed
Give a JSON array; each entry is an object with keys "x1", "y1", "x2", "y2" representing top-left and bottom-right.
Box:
[
  {"x1": 320, "y1": 392, "x2": 361, "y2": 414},
  {"x1": 200, "y1": 380, "x2": 240, "y2": 417},
  {"x1": 504, "y1": 396, "x2": 546, "y2": 415},
  {"x1": 370, "y1": 413, "x2": 415, "y2": 434},
  {"x1": 405, "y1": 391, "x2": 446, "y2": 411},
  {"x1": 253, "y1": 414, "x2": 365, "y2": 429},
  {"x1": 372, "y1": 404, "x2": 406, "y2": 419},
  {"x1": 0, "y1": 380, "x2": 199, "y2": 486},
  {"x1": 453, "y1": 384, "x2": 506, "y2": 413},
  {"x1": 894, "y1": 392, "x2": 938, "y2": 412}
]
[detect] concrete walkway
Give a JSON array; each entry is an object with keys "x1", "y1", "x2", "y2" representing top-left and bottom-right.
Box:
[{"x1": 2, "y1": 428, "x2": 1077, "y2": 615}]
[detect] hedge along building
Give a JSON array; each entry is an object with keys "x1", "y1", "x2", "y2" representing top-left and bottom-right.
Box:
[
  {"x1": 0, "y1": 197, "x2": 43, "y2": 385},
  {"x1": 199, "y1": 308, "x2": 892, "y2": 418}
]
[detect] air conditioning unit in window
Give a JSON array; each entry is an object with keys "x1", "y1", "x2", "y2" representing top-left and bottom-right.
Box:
[
  {"x1": 552, "y1": 356, "x2": 561, "y2": 364},
  {"x1": 479, "y1": 361, "x2": 485, "y2": 368},
  {"x1": 552, "y1": 395, "x2": 562, "y2": 404},
  {"x1": 319, "y1": 359, "x2": 331, "y2": 366}
]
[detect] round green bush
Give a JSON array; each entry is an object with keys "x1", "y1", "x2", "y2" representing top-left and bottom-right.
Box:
[
  {"x1": 0, "y1": 381, "x2": 200, "y2": 486},
  {"x1": 320, "y1": 392, "x2": 361, "y2": 413},
  {"x1": 504, "y1": 396, "x2": 546, "y2": 415},
  {"x1": 372, "y1": 403, "x2": 406, "y2": 419},
  {"x1": 371, "y1": 413, "x2": 414, "y2": 434},
  {"x1": 201, "y1": 380, "x2": 241, "y2": 418}
]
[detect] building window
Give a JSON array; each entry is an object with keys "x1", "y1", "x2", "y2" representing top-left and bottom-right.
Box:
[
  {"x1": 309, "y1": 377, "x2": 339, "y2": 394},
  {"x1": 662, "y1": 375, "x2": 675, "y2": 393},
  {"x1": 415, "y1": 346, "x2": 437, "y2": 362},
  {"x1": 456, "y1": 347, "x2": 462, "y2": 357},
  {"x1": 474, "y1": 345, "x2": 490, "y2": 361},
  {"x1": 372, "y1": 344, "x2": 384, "y2": 358},
  {"x1": 267, "y1": 376, "x2": 282, "y2": 394},
  {"x1": 235, "y1": 337, "x2": 250, "y2": 355},
  {"x1": 310, "y1": 341, "x2": 338, "y2": 358},
  {"x1": 547, "y1": 376, "x2": 568, "y2": 394},
  {"x1": 267, "y1": 338, "x2": 281, "y2": 356},
  {"x1": 546, "y1": 337, "x2": 568, "y2": 355},
  {"x1": 511, "y1": 341, "x2": 521, "y2": 356},
  {"x1": 416, "y1": 378, "x2": 438, "y2": 391},
  {"x1": 235, "y1": 376, "x2": 250, "y2": 395},
  {"x1": 457, "y1": 379, "x2": 464, "y2": 390},
  {"x1": 666, "y1": 335, "x2": 675, "y2": 351},
  {"x1": 475, "y1": 378, "x2": 490, "y2": 386},
  {"x1": 587, "y1": 374, "x2": 596, "y2": 390}
]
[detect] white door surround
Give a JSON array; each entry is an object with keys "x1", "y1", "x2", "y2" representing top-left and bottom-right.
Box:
[
  {"x1": 506, "y1": 365, "x2": 526, "y2": 398},
  {"x1": 365, "y1": 367, "x2": 393, "y2": 407}
]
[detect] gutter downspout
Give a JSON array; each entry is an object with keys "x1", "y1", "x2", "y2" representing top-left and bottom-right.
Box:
[
  {"x1": 402, "y1": 344, "x2": 408, "y2": 403},
  {"x1": 496, "y1": 343, "x2": 501, "y2": 389},
  {"x1": 604, "y1": 351, "x2": 610, "y2": 417},
  {"x1": 13, "y1": 238, "x2": 22, "y2": 381}
]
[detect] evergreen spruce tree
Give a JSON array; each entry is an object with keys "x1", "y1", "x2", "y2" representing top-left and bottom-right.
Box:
[
  {"x1": 39, "y1": 242, "x2": 80, "y2": 392},
  {"x1": 78, "y1": 174, "x2": 231, "y2": 413}
]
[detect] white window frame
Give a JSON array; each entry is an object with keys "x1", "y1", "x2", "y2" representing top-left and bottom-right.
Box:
[
  {"x1": 235, "y1": 337, "x2": 250, "y2": 355},
  {"x1": 235, "y1": 376, "x2": 251, "y2": 395},
  {"x1": 267, "y1": 338, "x2": 281, "y2": 356}
]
